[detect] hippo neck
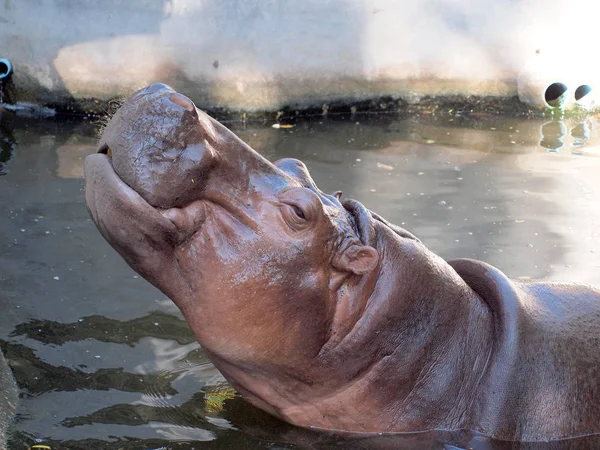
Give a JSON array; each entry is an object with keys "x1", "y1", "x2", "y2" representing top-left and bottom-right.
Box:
[{"x1": 448, "y1": 258, "x2": 522, "y2": 437}]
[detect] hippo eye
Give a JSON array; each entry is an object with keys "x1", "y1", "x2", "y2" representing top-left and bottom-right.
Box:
[
  {"x1": 281, "y1": 202, "x2": 310, "y2": 230},
  {"x1": 280, "y1": 188, "x2": 317, "y2": 230},
  {"x1": 291, "y1": 204, "x2": 306, "y2": 220}
]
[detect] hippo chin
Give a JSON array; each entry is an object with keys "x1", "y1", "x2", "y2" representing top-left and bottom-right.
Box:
[{"x1": 85, "y1": 83, "x2": 600, "y2": 442}]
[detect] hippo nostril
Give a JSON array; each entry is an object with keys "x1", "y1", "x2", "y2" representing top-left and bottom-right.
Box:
[
  {"x1": 98, "y1": 143, "x2": 111, "y2": 156},
  {"x1": 170, "y1": 93, "x2": 196, "y2": 112}
]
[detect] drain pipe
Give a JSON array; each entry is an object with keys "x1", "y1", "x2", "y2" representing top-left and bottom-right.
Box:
[
  {"x1": 574, "y1": 84, "x2": 594, "y2": 108},
  {"x1": 543, "y1": 82, "x2": 568, "y2": 108},
  {"x1": 0, "y1": 59, "x2": 12, "y2": 80}
]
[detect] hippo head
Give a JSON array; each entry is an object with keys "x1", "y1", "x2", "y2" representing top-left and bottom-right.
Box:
[{"x1": 85, "y1": 84, "x2": 490, "y2": 432}]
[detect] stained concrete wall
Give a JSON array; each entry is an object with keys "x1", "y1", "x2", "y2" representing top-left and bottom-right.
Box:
[{"x1": 1, "y1": 0, "x2": 600, "y2": 113}]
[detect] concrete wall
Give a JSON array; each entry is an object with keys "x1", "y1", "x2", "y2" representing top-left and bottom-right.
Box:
[{"x1": 2, "y1": 0, "x2": 600, "y2": 113}]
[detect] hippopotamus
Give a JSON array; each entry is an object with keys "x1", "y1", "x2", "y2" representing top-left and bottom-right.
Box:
[{"x1": 84, "y1": 83, "x2": 600, "y2": 442}]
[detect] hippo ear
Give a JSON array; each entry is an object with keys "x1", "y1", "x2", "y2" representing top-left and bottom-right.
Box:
[{"x1": 335, "y1": 244, "x2": 379, "y2": 275}]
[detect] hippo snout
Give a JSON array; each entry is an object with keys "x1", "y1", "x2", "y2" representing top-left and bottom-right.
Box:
[
  {"x1": 98, "y1": 83, "x2": 221, "y2": 208},
  {"x1": 94, "y1": 83, "x2": 289, "y2": 217}
]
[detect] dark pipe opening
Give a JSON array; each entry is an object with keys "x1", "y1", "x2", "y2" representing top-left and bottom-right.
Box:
[
  {"x1": 544, "y1": 82, "x2": 568, "y2": 107},
  {"x1": 574, "y1": 85, "x2": 592, "y2": 101},
  {"x1": 0, "y1": 59, "x2": 12, "y2": 80}
]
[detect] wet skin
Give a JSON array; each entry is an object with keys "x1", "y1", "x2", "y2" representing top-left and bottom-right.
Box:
[{"x1": 84, "y1": 84, "x2": 600, "y2": 442}]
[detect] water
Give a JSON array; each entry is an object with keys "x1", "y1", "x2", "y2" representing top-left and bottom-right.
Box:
[{"x1": 1, "y1": 110, "x2": 600, "y2": 449}]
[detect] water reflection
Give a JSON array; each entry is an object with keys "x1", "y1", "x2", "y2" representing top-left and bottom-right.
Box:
[
  {"x1": 570, "y1": 120, "x2": 591, "y2": 150},
  {"x1": 1, "y1": 340, "x2": 179, "y2": 397},
  {"x1": 538, "y1": 119, "x2": 592, "y2": 154},
  {"x1": 10, "y1": 312, "x2": 196, "y2": 347},
  {"x1": 3, "y1": 112, "x2": 600, "y2": 449},
  {"x1": 539, "y1": 120, "x2": 567, "y2": 152}
]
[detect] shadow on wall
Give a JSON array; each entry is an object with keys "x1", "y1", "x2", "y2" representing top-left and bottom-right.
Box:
[
  {"x1": 0, "y1": 0, "x2": 170, "y2": 109},
  {"x1": 49, "y1": 0, "x2": 371, "y2": 111}
]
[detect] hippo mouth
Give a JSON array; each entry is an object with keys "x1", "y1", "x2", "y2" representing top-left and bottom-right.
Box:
[
  {"x1": 90, "y1": 141, "x2": 246, "y2": 252},
  {"x1": 85, "y1": 149, "x2": 185, "y2": 246}
]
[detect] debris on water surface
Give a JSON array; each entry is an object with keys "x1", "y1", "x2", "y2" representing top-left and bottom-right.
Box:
[
  {"x1": 425, "y1": 139, "x2": 435, "y2": 144},
  {"x1": 376, "y1": 162, "x2": 394, "y2": 171},
  {"x1": 515, "y1": 219, "x2": 526, "y2": 223},
  {"x1": 438, "y1": 200, "x2": 447, "y2": 206},
  {"x1": 204, "y1": 386, "x2": 237, "y2": 413},
  {"x1": 271, "y1": 123, "x2": 294, "y2": 129},
  {"x1": 53, "y1": 276, "x2": 60, "y2": 281}
]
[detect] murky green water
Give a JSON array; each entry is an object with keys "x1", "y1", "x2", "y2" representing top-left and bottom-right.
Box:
[{"x1": 1, "y1": 110, "x2": 600, "y2": 449}]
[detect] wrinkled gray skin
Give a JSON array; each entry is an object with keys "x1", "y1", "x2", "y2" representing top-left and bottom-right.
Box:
[
  {"x1": 85, "y1": 84, "x2": 600, "y2": 442},
  {"x1": 0, "y1": 350, "x2": 17, "y2": 449}
]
